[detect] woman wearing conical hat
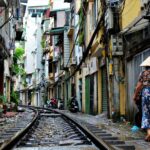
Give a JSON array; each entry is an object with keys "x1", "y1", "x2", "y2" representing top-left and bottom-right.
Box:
[{"x1": 133, "y1": 56, "x2": 150, "y2": 141}]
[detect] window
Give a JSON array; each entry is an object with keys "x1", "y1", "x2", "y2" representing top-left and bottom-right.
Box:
[
  {"x1": 27, "y1": 74, "x2": 32, "y2": 84},
  {"x1": 29, "y1": 9, "x2": 35, "y2": 14}
]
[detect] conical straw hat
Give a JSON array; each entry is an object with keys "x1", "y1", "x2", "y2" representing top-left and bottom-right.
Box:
[{"x1": 140, "y1": 56, "x2": 150, "y2": 66}]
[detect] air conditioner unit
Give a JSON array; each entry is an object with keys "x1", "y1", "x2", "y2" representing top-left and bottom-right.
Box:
[
  {"x1": 105, "y1": 7, "x2": 114, "y2": 31},
  {"x1": 111, "y1": 35, "x2": 123, "y2": 56}
]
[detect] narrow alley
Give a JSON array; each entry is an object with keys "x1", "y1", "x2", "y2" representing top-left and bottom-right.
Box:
[{"x1": 0, "y1": 0, "x2": 150, "y2": 149}]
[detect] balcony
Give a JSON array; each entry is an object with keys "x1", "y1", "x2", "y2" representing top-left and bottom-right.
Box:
[
  {"x1": 67, "y1": 27, "x2": 74, "y2": 37},
  {"x1": 70, "y1": 57, "x2": 77, "y2": 66},
  {"x1": 45, "y1": 27, "x2": 64, "y2": 36},
  {"x1": 0, "y1": 0, "x2": 8, "y2": 6}
]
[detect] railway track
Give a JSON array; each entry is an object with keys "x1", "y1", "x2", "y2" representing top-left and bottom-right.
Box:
[{"x1": 0, "y1": 106, "x2": 135, "y2": 150}]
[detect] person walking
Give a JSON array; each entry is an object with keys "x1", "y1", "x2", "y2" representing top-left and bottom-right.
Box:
[{"x1": 133, "y1": 56, "x2": 150, "y2": 141}]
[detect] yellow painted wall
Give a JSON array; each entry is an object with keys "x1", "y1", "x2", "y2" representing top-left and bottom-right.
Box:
[
  {"x1": 119, "y1": 62, "x2": 126, "y2": 115},
  {"x1": 121, "y1": 0, "x2": 141, "y2": 29},
  {"x1": 82, "y1": 69, "x2": 86, "y2": 113},
  {"x1": 97, "y1": 68, "x2": 102, "y2": 113}
]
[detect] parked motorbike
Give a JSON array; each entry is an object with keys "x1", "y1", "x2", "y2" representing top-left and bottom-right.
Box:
[
  {"x1": 58, "y1": 99, "x2": 64, "y2": 110},
  {"x1": 69, "y1": 97, "x2": 79, "y2": 113},
  {"x1": 50, "y1": 98, "x2": 57, "y2": 108},
  {"x1": 47, "y1": 98, "x2": 58, "y2": 109}
]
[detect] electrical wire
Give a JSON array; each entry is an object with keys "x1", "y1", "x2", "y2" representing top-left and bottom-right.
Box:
[
  {"x1": 119, "y1": 0, "x2": 125, "y2": 14},
  {"x1": 62, "y1": 0, "x2": 106, "y2": 81},
  {"x1": 123, "y1": 2, "x2": 150, "y2": 35},
  {"x1": 0, "y1": 15, "x2": 14, "y2": 29}
]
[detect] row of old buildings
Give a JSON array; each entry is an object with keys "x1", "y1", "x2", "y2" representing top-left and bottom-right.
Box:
[
  {"x1": 0, "y1": 0, "x2": 27, "y2": 103},
  {"x1": 16, "y1": 0, "x2": 150, "y2": 121}
]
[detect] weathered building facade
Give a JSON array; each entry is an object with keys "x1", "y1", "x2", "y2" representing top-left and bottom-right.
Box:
[
  {"x1": 121, "y1": 0, "x2": 150, "y2": 120},
  {"x1": 0, "y1": 0, "x2": 21, "y2": 102},
  {"x1": 17, "y1": 0, "x2": 50, "y2": 106},
  {"x1": 14, "y1": 0, "x2": 150, "y2": 124}
]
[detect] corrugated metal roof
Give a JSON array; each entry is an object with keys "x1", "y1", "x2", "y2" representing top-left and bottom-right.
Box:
[{"x1": 45, "y1": 27, "x2": 64, "y2": 35}]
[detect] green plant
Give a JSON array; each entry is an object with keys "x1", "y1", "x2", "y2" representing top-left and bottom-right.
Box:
[
  {"x1": 0, "y1": 108, "x2": 3, "y2": 116},
  {"x1": 41, "y1": 39, "x2": 46, "y2": 48},
  {"x1": 79, "y1": 8, "x2": 84, "y2": 26},
  {"x1": 0, "y1": 95, "x2": 7, "y2": 104},
  {"x1": 78, "y1": 31, "x2": 84, "y2": 46},
  {"x1": 21, "y1": 72, "x2": 27, "y2": 87},
  {"x1": 10, "y1": 91, "x2": 19, "y2": 105},
  {"x1": 12, "y1": 47, "x2": 25, "y2": 76},
  {"x1": 13, "y1": 47, "x2": 24, "y2": 62}
]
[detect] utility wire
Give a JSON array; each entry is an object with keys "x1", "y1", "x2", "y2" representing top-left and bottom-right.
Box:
[
  {"x1": 0, "y1": 15, "x2": 13, "y2": 29},
  {"x1": 59, "y1": 0, "x2": 106, "y2": 82},
  {"x1": 119, "y1": 0, "x2": 125, "y2": 14},
  {"x1": 123, "y1": 2, "x2": 150, "y2": 35},
  {"x1": 65, "y1": 12, "x2": 105, "y2": 81}
]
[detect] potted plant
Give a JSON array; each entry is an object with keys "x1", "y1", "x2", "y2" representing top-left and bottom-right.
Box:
[
  {"x1": 0, "y1": 95, "x2": 7, "y2": 114},
  {"x1": 10, "y1": 91, "x2": 18, "y2": 111}
]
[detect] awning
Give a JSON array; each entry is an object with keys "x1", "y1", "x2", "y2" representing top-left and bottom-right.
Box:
[
  {"x1": 121, "y1": 16, "x2": 149, "y2": 35},
  {"x1": 90, "y1": 40, "x2": 104, "y2": 57},
  {"x1": 45, "y1": 27, "x2": 64, "y2": 35},
  {"x1": 92, "y1": 46, "x2": 104, "y2": 57}
]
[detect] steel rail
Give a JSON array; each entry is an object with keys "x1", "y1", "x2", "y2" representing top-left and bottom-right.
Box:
[
  {"x1": 0, "y1": 108, "x2": 39, "y2": 150},
  {"x1": 53, "y1": 109, "x2": 116, "y2": 150},
  {"x1": 21, "y1": 105, "x2": 116, "y2": 150},
  {"x1": 1, "y1": 105, "x2": 121, "y2": 150}
]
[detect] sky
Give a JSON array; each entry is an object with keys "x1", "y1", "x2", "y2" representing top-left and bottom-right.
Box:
[
  {"x1": 27, "y1": 0, "x2": 50, "y2": 7},
  {"x1": 26, "y1": 0, "x2": 70, "y2": 9},
  {"x1": 52, "y1": 0, "x2": 70, "y2": 10}
]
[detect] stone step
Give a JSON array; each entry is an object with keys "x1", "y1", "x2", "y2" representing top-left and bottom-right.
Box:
[
  {"x1": 115, "y1": 145, "x2": 135, "y2": 150},
  {"x1": 102, "y1": 136, "x2": 118, "y2": 140}
]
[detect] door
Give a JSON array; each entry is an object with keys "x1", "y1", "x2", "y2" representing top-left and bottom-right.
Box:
[
  {"x1": 101, "y1": 66, "x2": 108, "y2": 112},
  {"x1": 36, "y1": 92, "x2": 39, "y2": 106},
  {"x1": 6, "y1": 77, "x2": 10, "y2": 102},
  {"x1": 79, "y1": 79, "x2": 82, "y2": 111},
  {"x1": 85, "y1": 76, "x2": 90, "y2": 114},
  {"x1": 90, "y1": 74, "x2": 94, "y2": 115}
]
